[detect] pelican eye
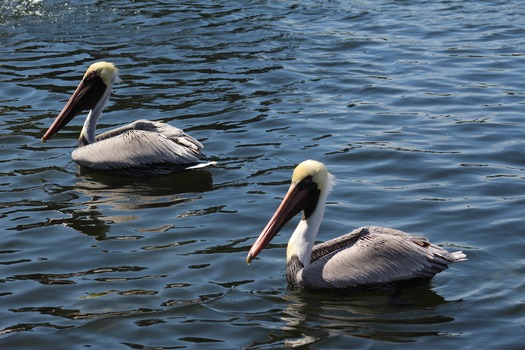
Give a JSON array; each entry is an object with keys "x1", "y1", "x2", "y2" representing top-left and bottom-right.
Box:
[
  {"x1": 83, "y1": 71, "x2": 98, "y2": 83},
  {"x1": 297, "y1": 175, "x2": 320, "y2": 220},
  {"x1": 297, "y1": 175, "x2": 315, "y2": 189}
]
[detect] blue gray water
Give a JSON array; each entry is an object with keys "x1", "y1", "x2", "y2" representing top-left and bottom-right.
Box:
[{"x1": 1, "y1": 0, "x2": 524, "y2": 348}]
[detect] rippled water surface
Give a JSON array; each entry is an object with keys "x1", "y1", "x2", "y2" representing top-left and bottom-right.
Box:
[{"x1": 1, "y1": 0, "x2": 524, "y2": 349}]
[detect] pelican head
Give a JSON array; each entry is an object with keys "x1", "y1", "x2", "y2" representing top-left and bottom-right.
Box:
[
  {"x1": 42, "y1": 61, "x2": 119, "y2": 143},
  {"x1": 246, "y1": 160, "x2": 333, "y2": 264}
]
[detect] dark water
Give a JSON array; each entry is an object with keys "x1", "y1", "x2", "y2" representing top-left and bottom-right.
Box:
[{"x1": 1, "y1": 0, "x2": 524, "y2": 348}]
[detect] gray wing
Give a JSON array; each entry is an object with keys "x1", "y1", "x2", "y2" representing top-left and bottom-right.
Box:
[
  {"x1": 304, "y1": 226, "x2": 466, "y2": 289},
  {"x1": 72, "y1": 120, "x2": 207, "y2": 172}
]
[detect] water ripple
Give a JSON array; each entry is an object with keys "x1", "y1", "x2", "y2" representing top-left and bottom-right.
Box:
[{"x1": 1, "y1": 0, "x2": 525, "y2": 349}]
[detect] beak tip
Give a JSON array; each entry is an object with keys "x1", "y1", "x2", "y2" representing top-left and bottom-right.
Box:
[
  {"x1": 41, "y1": 137, "x2": 46, "y2": 144},
  {"x1": 246, "y1": 254, "x2": 253, "y2": 265}
]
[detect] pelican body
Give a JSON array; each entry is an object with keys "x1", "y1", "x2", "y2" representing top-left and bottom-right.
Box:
[
  {"x1": 246, "y1": 160, "x2": 466, "y2": 290},
  {"x1": 42, "y1": 62, "x2": 215, "y2": 176}
]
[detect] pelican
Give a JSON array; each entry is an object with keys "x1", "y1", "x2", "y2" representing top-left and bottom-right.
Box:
[
  {"x1": 246, "y1": 160, "x2": 466, "y2": 290},
  {"x1": 42, "y1": 61, "x2": 216, "y2": 176}
]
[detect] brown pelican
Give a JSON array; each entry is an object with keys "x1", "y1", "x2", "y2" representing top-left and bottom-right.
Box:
[
  {"x1": 246, "y1": 160, "x2": 466, "y2": 290},
  {"x1": 42, "y1": 61, "x2": 216, "y2": 176}
]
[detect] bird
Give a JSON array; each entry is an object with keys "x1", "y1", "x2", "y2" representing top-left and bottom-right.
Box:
[
  {"x1": 41, "y1": 61, "x2": 216, "y2": 176},
  {"x1": 246, "y1": 160, "x2": 466, "y2": 290}
]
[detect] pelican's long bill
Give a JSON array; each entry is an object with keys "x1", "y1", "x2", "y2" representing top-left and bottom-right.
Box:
[
  {"x1": 42, "y1": 70, "x2": 107, "y2": 143},
  {"x1": 246, "y1": 176, "x2": 320, "y2": 264}
]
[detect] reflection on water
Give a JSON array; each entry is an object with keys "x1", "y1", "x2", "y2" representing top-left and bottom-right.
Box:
[
  {"x1": 7, "y1": 169, "x2": 215, "y2": 239},
  {"x1": 277, "y1": 286, "x2": 454, "y2": 347},
  {"x1": 1, "y1": 269, "x2": 459, "y2": 347},
  {"x1": 10, "y1": 265, "x2": 146, "y2": 286}
]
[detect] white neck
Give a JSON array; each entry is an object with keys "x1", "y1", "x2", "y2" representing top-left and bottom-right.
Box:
[
  {"x1": 286, "y1": 175, "x2": 333, "y2": 267},
  {"x1": 80, "y1": 85, "x2": 112, "y2": 144}
]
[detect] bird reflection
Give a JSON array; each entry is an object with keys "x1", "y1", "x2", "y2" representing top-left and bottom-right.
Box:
[
  {"x1": 76, "y1": 168, "x2": 214, "y2": 203},
  {"x1": 279, "y1": 285, "x2": 455, "y2": 344},
  {"x1": 45, "y1": 170, "x2": 214, "y2": 239}
]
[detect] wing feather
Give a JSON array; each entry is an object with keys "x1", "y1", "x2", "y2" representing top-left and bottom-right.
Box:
[
  {"x1": 72, "y1": 120, "x2": 207, "y2": 173},
  {"x1": 303, "y1": 226, "x2": 464, "y2": 289}
]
